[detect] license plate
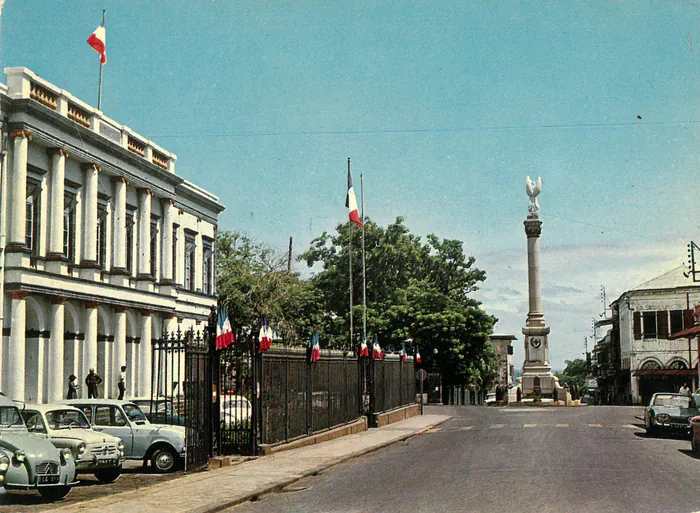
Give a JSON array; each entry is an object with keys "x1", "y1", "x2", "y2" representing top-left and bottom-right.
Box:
[{"x1": 37, "y1": 475, "x2": 60, "y2": 485}]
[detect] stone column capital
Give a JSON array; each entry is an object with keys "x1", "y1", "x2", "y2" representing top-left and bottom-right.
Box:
[
  {"x1": 50, "y1": 296, "x2": 67, "y2": 305},
  {"x1": 9, "y1": 290, "x2": 27, "y2": 300},
  {"x1": 47, "y1": 147, "x2": 70, "y2": 159},
  {"x1": 141, "y1": 309, "x2": 153, "y2": 317},
  {"x1": 138, "y1": 187, "x2": 153, "y2": 196},
  {"x1": 84, "y1": 301, "x2": 101, "y2": 309},
  {"x1": 523, "y1": 218, "x2": 542, "y2": 238},
  {"x1": 81, "y1": 163, "x2": 102, "y2": 173},
  {"x1": 111, "y1": 175, "x2": 130, "y2": 185},
  {"x1": 10, "y1": 129, "x2": 32, "y2": 141},
  {"x1": 114, "y1": 305, "x2": 128, "y2": 313}
]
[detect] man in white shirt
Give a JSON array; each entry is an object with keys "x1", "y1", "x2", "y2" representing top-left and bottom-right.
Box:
[
  {"x1": 118, "y1": 366, "x2": 127, "y2": 400},
  {"x1": 679, "y1": 383, "x2": 691, "y2": 396}
]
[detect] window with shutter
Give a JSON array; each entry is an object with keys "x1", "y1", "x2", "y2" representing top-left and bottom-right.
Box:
[
  {"x1": 642, "y1": 312, "x2": 657, "y2": 339},
  {"x1": 633, "y1": 311, "x2": 642, "y2": 340},
  {"x1": 657, "y1": 310, "x2": 668, "y2": 339}
]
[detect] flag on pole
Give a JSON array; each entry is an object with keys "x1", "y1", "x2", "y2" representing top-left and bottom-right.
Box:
[
  {"x1": 310, "y1": 332, "x2": 321, "y2": 363},
  {"x1": 345, "y1": 167, "x2": 363, "y2": 227},
  {"x1": 359, "y1": 337, "x2": 369, "y2": 357},
  {"x1": 215, "y1": 305, "x2": 235, "y2": 350},
  {"x1": 258, "y1": 317, "x2": 273, "y2": 352},
  {"x1": 372, "y1": 337, "x2": 383, "y2": 360},
  {"x1": 400, "y1": 345, "x2": 407, "y2": 363},
  {"x1": 87, "y1": 21, "x2": 107, "y2": 64},
  {"x1": 415, "y1": 350, "x2": 422, "y2": 365}
]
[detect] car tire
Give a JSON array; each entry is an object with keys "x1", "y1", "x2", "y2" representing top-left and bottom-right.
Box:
[
  {"x1": 38, "y1": 486, "x2": 71, "y2": 501},
  {"x1": 646, "y1": 417, "x2": 657, "y2": 435},
  {"x1": 151, "y1": 447, "x2": 178, "y2": 473},
  {"x1": 94, "y1": 468, "x2": 121, "y2": 483},
  {"x1": 692, "y1": 431, "x2": 700, "y2": 454}
]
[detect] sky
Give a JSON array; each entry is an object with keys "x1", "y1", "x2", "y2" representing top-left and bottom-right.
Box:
[{"x1": 3, "y1": 1, "x2": 700, "y2": 370}]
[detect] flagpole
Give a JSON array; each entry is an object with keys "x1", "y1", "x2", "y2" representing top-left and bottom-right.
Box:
[
  {"x1": 348, "y1": 158, "x2": 353, "y2": 351},
  {"x1": 361, "y1": 172, "x2": 366, "y2": 345},
  {"x1": 97, "y1": 10, "x2": 106, "y2": 111}
]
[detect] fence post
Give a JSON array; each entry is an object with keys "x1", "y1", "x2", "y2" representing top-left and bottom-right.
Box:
[{"x1": 284, "y1": 351, "x2": 289, "y2": 444}]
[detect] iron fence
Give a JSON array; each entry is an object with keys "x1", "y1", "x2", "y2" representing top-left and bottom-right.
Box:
[{"x1": 369, "y1": 355, "x2": 415, "y2": 416}]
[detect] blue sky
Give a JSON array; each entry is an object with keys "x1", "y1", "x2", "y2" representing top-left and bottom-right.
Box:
[{"x1": 4, "y1": 1, "x2": 700, "y2": 369}]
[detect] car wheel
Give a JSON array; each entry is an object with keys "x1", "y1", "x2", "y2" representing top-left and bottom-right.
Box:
[
  {"x1": 38, "y1": 486, "x2": 71, "y2": 501},
  {"x1": 645, "y1": 417, "x2": 657, "y2": 435},
  {"x1": 151, "y1": 447, "x2": 177, "y2": 473},
  {"x1": 94, "y1": 467, "x2": 121, "y2": 483}
]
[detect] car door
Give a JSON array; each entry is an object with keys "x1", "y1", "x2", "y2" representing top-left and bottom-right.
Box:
[{"x1": 93, "y1": 405, "x2": 134, "y2": 456}]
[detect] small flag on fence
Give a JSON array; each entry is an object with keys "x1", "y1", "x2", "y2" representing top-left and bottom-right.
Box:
[
  {"x1": 372, "y1": 337, "x2": 383, "y2": 360},
  {"x1": 310, "y1": 332, "x2": 321, "y2": 363},
  {"x1": 400, "y1": 345, "x2": 407, "y2": 362},
  {"x1": 359, "y1": 337, "x2": 369, "y2": 357},
  {"x1": 415, "y1": 349, "x2": 422, "y2": 365},
  {"x1": 216, "y1": 305, "x2": 235, "y2": 350},
  {"x1": 258, "y1": 317, "x2": 273, "y2": 352}
]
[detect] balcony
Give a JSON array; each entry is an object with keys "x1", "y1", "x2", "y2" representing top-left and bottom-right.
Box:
[{"x1": 4, "y1": 67, "x2": 178, "y2": 174}]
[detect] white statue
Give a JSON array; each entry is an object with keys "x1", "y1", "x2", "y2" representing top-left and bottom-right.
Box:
[{"x1": 526, "y1": 176, "x2": 543, "y2": 216}]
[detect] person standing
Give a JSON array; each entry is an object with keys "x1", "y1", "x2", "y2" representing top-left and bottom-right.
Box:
[
  {"x1": 118, "y1": 366, "x2": 127, "y2": 400},
  {"x1": 67, "y1": 374, "x2": 78, "y2": 399},
  {"x1": 680, "y1": 383, "x2": 691, "y2": 396},
  {"x1": 85, "y1": 368, "x2": 102, "y2": 399}
]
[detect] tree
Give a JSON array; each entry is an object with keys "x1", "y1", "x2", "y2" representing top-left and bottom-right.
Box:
[
  {"x1": 300, "y1": 217, "x2": 498, "y2": 387},
  {"x1": 555, "y1": 358, "x2": 590, "y2": 395}
]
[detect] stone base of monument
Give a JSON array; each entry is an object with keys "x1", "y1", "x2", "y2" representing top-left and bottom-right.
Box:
[{"x1": 521, "y1": 371, "x2": 558, "y2": 399}]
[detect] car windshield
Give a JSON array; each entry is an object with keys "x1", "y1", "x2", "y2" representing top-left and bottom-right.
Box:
[
  {"x1": 0, "y1": 407, "x2": 26, "y2": 429},
  {"x1": 46, "y1": 409, "x2": 91, "y2": 430},
  {"x1": 653, "y1": 395, "x2": 692, "y2": 408},
  {"x1": 123, "y1": 404, "x2": 148, "y2": 422}
]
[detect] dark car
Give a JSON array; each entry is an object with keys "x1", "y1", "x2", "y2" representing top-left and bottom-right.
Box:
[
  {"x1": 645, "y1": 393, "x2": 698, "y2": 435},
  {"x1": 131, "y1": 398, "x2": 185, "y2": 426}
]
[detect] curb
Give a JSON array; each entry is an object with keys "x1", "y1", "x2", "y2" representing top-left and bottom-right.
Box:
[{"x1": 190, "y1": 415, "x2": 453, "y2": 513}]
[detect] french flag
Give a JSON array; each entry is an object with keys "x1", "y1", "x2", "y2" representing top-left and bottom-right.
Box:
[
  {"x1": 258, "y1": 317, "x2": 273, "y2": 352},
  {"x1": 310, "y1": 332, "x2": 321, "y2": 363},
  {"x1": 400, "y1": 345, "x2": 407, "y2": 363},
  {"x1": 372, "y1": 338, "x2": 383, "y2": 360},
  {"x1": 87, "y1": 21, "x2": 107, "y2": 64},
  {"x1": 359, "y1": 337, "x2": 369, "y2": 357},
  {"x1": 215, "y1": 305, "x2": 235, "y2": 350},
  {"x1": 345, "y1": 167, "x2": 362, "y2": 227},
  {"x1": 416, "y1": 350, "x2": 422, "y2": 365}
]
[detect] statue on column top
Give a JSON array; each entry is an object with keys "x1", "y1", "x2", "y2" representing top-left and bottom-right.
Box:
[{"x1": 526, "y1": 176, "x2": 543, "y2": 217}]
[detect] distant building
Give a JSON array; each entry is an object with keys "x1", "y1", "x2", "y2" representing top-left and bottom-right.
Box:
[
  {"x1": 598, "y1": 266, "x2": 700, "y2": 405},
  {"x1": 489, "y1": 334, "x2": 516, "y2": 388},
  {"x1": 0, "y1": 68, "x2": 225, "y2": 403}
]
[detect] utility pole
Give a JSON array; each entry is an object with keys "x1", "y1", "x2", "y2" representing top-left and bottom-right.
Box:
[
  {"x1": 287, "y1": 236, "x2": 293, "y2": 273},
  {"x1": 600, "y1": 286, "x2": 607, "y2": 318}
]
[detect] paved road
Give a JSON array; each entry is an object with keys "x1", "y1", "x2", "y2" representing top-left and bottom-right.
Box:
[{"x1": 228, "y1": 405, "x2": 700, "y2": 513}]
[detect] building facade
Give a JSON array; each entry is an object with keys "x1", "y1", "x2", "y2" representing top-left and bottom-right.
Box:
[
  {"x1": 489, "y1": 334, "x2": 515, "y2": 388},
  {"x1": 0, "y1": 68, "x2": 224, "y2": 403},
  {"x1": 598, "y1": 266, "x2": 700, "y2": 405}
]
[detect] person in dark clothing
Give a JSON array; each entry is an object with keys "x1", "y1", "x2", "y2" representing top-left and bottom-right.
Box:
[
  {"x1": 85, "y1": 368, "x2": 102, "y2": 399},
  {"x1": 118, "y1": 366, "x2": 127, "y2": 400},
  {"x1": 516, "y1": 386, "x2": 522, "y2": 402},
  {"x1": 67, "y1": 374, "x2": 78, "y2": 399}
]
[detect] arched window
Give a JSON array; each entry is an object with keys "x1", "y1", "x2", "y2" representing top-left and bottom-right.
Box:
[
  {"x1": 640, "y1": 360, "x2": 661, "y2": 370},
  {"x1": 668, "y1": 360, "x2": 688, "y2": 370}
]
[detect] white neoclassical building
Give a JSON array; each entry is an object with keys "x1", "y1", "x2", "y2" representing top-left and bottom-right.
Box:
[{"x1": 0, "y1": 68, "x2": 224, "y2": 403}]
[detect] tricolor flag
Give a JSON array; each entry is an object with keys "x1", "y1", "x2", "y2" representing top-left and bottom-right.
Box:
[
  {"x1": 359, "y1": 337, "x2": 369, "y2": 357},
  {"x1": 310, "y1": 332, "x2": 321, "y2": 363},
  {"x1": 87, "y1": 19, "x2": 107, "y2": 64},
  {"x1": 400, "y1": 345, "x2": 407, "y2": 363},
  {"x1": 345, "y1": 167, "x2": 362, "y2": 227},
  {"x1": 372, "y1": 338, "x2": 383, "y2": 360},
  {"x1": 258, "y1": 317, "x2": 273, "y2": 352},
  {"x1": 415, "y1": 350, "x2": 422, "y2": 365},
  {"x1": 215, "y1": 305, "x2": 235, "y2": 350}
]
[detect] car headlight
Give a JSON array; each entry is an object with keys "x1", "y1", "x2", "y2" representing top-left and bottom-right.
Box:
[
  {"x1": 14, "y1": 450, "x2": 26, "y2": 463},
  {"x1": 60, "y1": 448, "x2": 71, "y2": 466},
  {"x1": 0, "y1": 453, "x2": 9, "y2": 473},
  {"x1": 657, "y1": 413, "x2": 671, "y2": 422},
  {"x1": 77, "y1": 442, "x2": 87, "y2": 455},
  {"x1": 117, "y1": 440, "x2": 125, "y2": 456}
]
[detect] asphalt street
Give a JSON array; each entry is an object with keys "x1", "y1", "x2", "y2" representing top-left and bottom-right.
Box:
[{"x1": 228, "y1": 405, "x2": 700, "y2": 513}]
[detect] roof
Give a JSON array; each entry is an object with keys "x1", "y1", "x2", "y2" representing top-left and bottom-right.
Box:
[
  {"x1": 489, "y1": 334, "x2": 517, "y2": 341},
  {"x1": 633, "y1": 369, "x2": 698, "y2": 377},
  {"x1": 630, "y1": 266, "x2": 693, "y2": 292},
  {"x1": 59, "y1": 399, "x2": 138, "y2": 406},
  {"x1": 20, "y1": 403, "x2": 82, "y2": 413}
]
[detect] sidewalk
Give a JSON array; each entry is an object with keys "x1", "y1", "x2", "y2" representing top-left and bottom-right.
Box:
[{"x1": 49, "y1": 413, "x2": 451, "y2": 513}]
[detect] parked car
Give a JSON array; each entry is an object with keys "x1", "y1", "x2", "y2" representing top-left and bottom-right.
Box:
[
  {"x1": 20, "y1": 404, "x2": 125, "y2": 483},
  {"x1": 220, "y1": 395, "x2": 252, "y2": 426},
  {"x1": 131, "y1": 398, "x2": 185, "y2": 426},
  {"x1": 485, "y1": 393, "x2": 496, "y2": 405},
  {"x1": 0, "y1": 395, "x2": 76, "y2": 501},
  {"x1": 644, "y1": 393, "x2": 699, "y2": 435},
  {"x1": 59, "y1": 399, "x2": 185, "y2": 473}
]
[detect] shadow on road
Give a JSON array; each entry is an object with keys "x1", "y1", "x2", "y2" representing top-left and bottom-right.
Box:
[{"x1": 678, "y1": 448, "x2": 700, "y2": 460}]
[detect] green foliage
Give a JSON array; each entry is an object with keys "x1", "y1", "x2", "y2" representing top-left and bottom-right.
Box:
[
  {"x1": 300, "y1": 217, "x2": 498, "y2": 387},
  {"x1": 555, "y1": 358, "x2": 590, "y2": 392}
]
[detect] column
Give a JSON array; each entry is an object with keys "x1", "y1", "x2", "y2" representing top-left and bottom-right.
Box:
[
  {"x1": 8, "y1": 130, "x2": 31, "y2": 249},
  {"x1": 7, "y1": 291, "x2": 27, "y2": 400},
  {"x1": 112, "y1": 177, "x2": 128, "y2": 273},
  {"x1": 47, "y1": 297, "x2": 65, "y2": 402},
  {"x1": 47, "y1": 149, "x2": 69, "y2": 259},
  {"x1": 161, "y1": 199, "x2": 175, "y2": 283},
  {"x1": 83, "y1": 302, "x2": 99, "y2": 386},
  {"x1": 137, "y1": 188, "x2": 152, "y2": 279},
  {"x1": 138, "y1": 311, "x2": 152, "y2": 397},
  {"x1": 114, "y1": 307, "x2": 127, "y2": 398},
  {"x1": 81, "y1": 164, "x2": 100, "y2": 266},
  {"x1": 524, "y1": 218, "x2": 545, "y2": 328}
]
